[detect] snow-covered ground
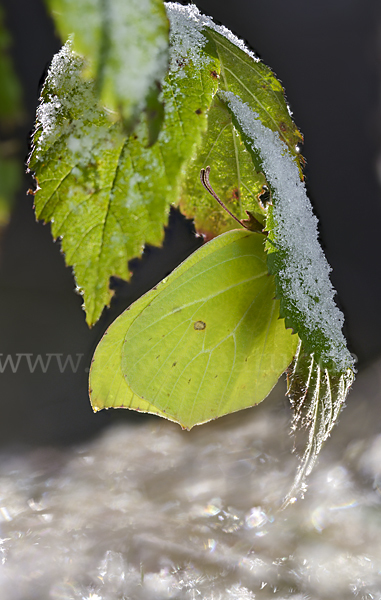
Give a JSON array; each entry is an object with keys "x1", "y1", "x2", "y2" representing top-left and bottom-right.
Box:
[{"x1": 0, "y1": 359, "x2": 380, "y2": 600}]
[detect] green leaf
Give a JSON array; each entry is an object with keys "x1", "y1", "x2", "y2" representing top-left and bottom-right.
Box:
[
  {"x1": 282, "y1": 340, "x2": 355, "y2": 507},
  {"x1": 45, "y1": 0, "x2": 169, "y2": 130},
  {"x1": 29, "y1": 3, "x2": 305, "y2": 326},
  {"x1": 178, "y1": 94, "x2": 268, "y2": 238},
  {"x1": 204, "y1": 27, "x2": 303, "y2": 169},
  {"x1": 119, "y1": 229, "x2": 297, "y2": 429},
  {"x1": 28, "y1": 39, "x2": 219, "y2": 324},
  {"x1": 173, "y1": 9, "x2": 304, "y2": 237}
]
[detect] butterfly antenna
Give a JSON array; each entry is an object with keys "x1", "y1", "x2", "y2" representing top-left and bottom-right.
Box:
[{"x1": 200, "y1": 166, "x2": 244, "y2": 228}]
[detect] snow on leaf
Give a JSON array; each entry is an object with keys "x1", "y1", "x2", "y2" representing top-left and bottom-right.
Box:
[
  {"x1": 165, "y1": 2, "x2": 259, "y2": 64},
  {"x1": 46, "y1": 0, "x2": 169, "y2": 131},
  {"x1": 28, "y1": 39, "x2": 219, "y2": 324},
  {"x1": 283, "y1": 340, "x2": 355, "y2": 507},
  {"x1": 220, "y1": 90, "x2": 354, "y2": 374}
]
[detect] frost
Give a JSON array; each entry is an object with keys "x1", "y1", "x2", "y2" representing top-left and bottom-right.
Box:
[
  {"x1": 34, "y1": 41, "x2": 112, "y2": 166},
  {"x1": 165, "y1": 3, "x2": 208, "y2": 72},
  {"x1": 165, "y1": 2, "x2": 259, "y2": 72},
  {"x1": 221, "y1": 90, "x2": 354, "y2": 373}
]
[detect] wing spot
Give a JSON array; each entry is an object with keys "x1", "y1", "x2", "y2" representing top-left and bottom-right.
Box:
[
  {"x1": 194, "y1": 320, "x2": 206, "y2": 330},
  {"x1": 172, "y1": 362, "x2": 177, "y2": 367}
]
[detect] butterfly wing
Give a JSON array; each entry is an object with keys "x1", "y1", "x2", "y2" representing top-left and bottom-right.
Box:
[{"x1": 122, "y1": 230, "x2": 297, "y2": 428}]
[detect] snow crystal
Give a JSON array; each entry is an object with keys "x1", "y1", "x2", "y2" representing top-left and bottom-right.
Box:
[
  {"x1": 165, "y1": 3, "x2": 210, "y2": 72},
  {"x1": 220, "y1": 91, "x2": 353, "y2": 372},
  {"x1": 35, "y1": 43, "x2": 97, "y2": 150},
  {"x1": 33, "y1": 41, "x2": 116, "y2": 168},
  {"x1": 165, "y1": 2, "x2": 259, "y2": 72}
]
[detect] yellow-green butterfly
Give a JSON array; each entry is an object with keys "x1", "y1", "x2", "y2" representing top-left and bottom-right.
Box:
[{"x1": 89, "y1": 217, "x2": 297, "y2": 428}]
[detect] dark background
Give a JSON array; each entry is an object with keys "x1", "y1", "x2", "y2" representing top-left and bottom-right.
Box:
[{"x1": 0, "y1": 0, "x2": 380, "y2": 447}]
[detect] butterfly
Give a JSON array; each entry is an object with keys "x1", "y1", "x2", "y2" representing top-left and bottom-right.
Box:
[{"x1": 89, "y1": 168, "x2": 297, "y2": 428}]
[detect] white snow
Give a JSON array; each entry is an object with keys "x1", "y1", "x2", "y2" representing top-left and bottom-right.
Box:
[
  {"x1": 220, "y1": 90, "x2": 353, "y2": 372},
  {"x1": 165, "y1": 2, "x2": 259, "y2": 64},
  {"x1": 33, "y1": 42, "x2": 116, "y2": 167},
  {"x1": 35, "y1": 43, "x2": 94, "y2": 149},
  {"x1": 164, "y1": 3, "x2": 210, "y2": 72}
]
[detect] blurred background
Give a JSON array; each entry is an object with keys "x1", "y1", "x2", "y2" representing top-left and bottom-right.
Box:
[{"x1": 0, "y1": 0, "x2": 380, "y2": 448}]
